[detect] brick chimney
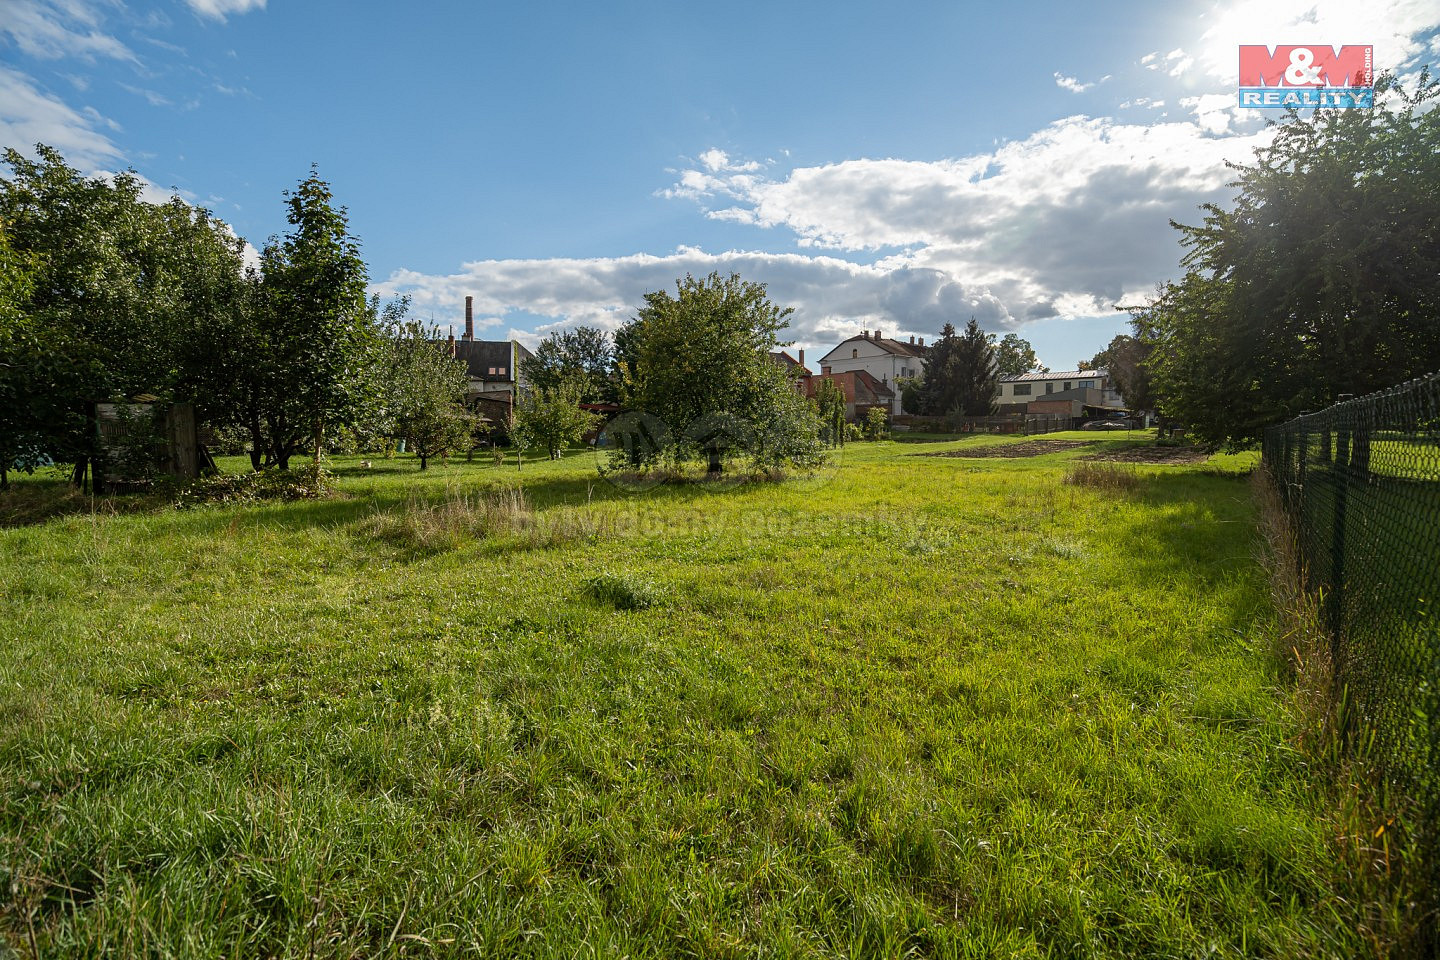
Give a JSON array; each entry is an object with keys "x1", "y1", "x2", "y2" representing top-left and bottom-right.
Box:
[
  {"x1": 447, "y1": 332, "x2": 456, "y2": 356},
  {"x1": 919, "y1": 337, "x2": 925, "y2": 347},
  {"x1": 464, "y1": 296, "x2": 474, "y2": 341},
  {"x1": 798, "y1": 349, "x2": 805, "y2": 369},
  {"x1": 862, "y1": 330, "x2": 870, "y2": 340},
  {"x1": 909, "y1": 335, "x2": 915, "y2": 344},
  {"x1": 875, "y1": 329, "x2": 883, "y2": 342}
]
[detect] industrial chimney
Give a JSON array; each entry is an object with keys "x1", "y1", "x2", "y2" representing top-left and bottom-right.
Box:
[{"x1": 464, "y1": 296, "x2": 474, "y2": 341}]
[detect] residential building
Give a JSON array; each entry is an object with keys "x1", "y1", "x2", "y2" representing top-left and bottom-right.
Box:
[
  {"x1": 800, "y1": 369, "x2": 896, "y2": 421},
  {"x1": 815, "y1": 330, "x2": 928, "y2": 415},
  {"x1": 995, "y1": 369, "x2": 1125, "y2": 418}
]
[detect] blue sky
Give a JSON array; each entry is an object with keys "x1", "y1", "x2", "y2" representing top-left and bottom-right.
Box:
[{"x1": 3, "y1": 1, "x2": 1438, "y2": 370}]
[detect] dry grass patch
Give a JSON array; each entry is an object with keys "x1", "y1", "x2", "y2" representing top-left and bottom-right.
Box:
[
  {"x1": 1063, "y1": 461, "x2": 1142, "y2": 491},
  {"x1": 359, "y1": 486, "x2": 614, "y2": 552}
]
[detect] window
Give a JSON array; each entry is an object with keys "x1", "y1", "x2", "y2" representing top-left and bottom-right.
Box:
[
  {"x1": 1045, "y1": 382, "x2": 1054, "y2": 394},
  {"x1": 852, "y1": 349, "x2": 858, "y2": 358},
  {"x1": 1079, "y1": 379, "x2": 1094, "y2": 389},
  {"x1": 488, "y1": 367, "x2": 497, "y2": 375},
  {"x1": 1012, "y1": 383, "x2": 1032, "y2": 396},
  {"x1": 498, "y1": 367, "x2": 507, "y2": 377},
  {"x1": 1063, "y1": 381, "x2": 1072, "y2": 391}
]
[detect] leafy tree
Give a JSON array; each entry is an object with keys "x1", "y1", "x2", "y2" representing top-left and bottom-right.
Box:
[
  {"x1": 920, "y1": 319, "x2": 998, "y2": 417},
  {"x1": 864, "y1": 405, "x2": 888, "y2": 439},
  {"x1": 255, "y1": 168, "x2": 376, "y2": 468},
  {"x1": 900, "y1": 377, "x2": 923, "y2": 415},
  {"x1": 513, "y1": 380, "x2": 601, "y2": 460},
  {"x1": 1078, "y1": 344, "x2": 1114, "y2": 372},
  {"x1": 616, "y1": 272, "x2": 807, "y2": 473},
  {"x1": 991, "y1": 333, "x2": 1043, "y2": 377},
  {"x1": 383, "y1": 310, "x2": 479, "y2": 470},
  {"x1": 813, "y1": 377, "x2": 848, "y2": 447},
  {"x1": 522, "y1": 326, "x2": 614, "y2": 403},
  {"x1": 1152, "y1": 72, "x2": 1440, "y2": 445},
  {"x1": 0, "y1": 146, "x2": 249, "y2": 484},
  {"x1": 1094, "y1": 332, "x2": 1156, "y2": 413}
]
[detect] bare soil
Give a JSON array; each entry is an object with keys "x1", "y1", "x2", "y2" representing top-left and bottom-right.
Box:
[
  {"x1": 1082, "y1": 445, "x2": 1211, "y2": 465},
  {"x1": 918, "y1": 440, "x2": 1095, "y2": 458}
]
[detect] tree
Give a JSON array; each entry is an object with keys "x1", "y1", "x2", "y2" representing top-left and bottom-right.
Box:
[
  {"x1": 522, "y1": 326, "x2": 614, "y2": 403},
  {"x1": 812, "y1": 377, "x2": 848, "y2": 447},
  {"x1": 383, "y1": 310, "x2": 479, "y2": 470},
  {"x1": 1150, "y1": 72, "x2": 1440, "y2": 445},
  {"x1": 920, "y1": 319, "x2": 999, "y2": 417},
  {"x1": 255, "y1": 168, "x2": 376, "y2": 468},
  {"x1": 864, "y1": 405, "x2": 888, "y2": 440},
  {"x1": 1, "y1": 146, "x2": 250, "y2": 485},
  {"x1": 616, "y1": 272, "x2": 809, "y2": 473},
  {"x1": 991, "y1": 333, "x2": 1043, "y2": 377},
  {"x1": 512, "y1": 380, "x2": 601, "y2": 460},
  {"x1": 1094, "y1": 332, "x2": 1156, "y2": 413}
]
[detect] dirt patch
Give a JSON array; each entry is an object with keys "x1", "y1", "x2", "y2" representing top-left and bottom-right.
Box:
[
  {"x1": 1082, "y1": 445, "x2": 1211, "y2": 465},
  {"x1": 918, "y1": 440, "x2": 1095, "y2": 459}
]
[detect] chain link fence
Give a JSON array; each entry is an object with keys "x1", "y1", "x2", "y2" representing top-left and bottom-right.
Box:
[{"x1": 1263, "y1": 371, "x2": 1440, "y2": 925}]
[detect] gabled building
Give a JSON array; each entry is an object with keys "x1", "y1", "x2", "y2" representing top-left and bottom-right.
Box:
[
  {"x1": 800, "y1": 369, "x2": 895, "y2": 421},
  {"x1": 815, "y1": 330, "x2": 928, "y2": 415}
]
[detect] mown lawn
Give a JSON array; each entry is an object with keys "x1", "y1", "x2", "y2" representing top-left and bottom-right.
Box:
[{"x1": 0, "y1": 435, "x2": 1373, "y2": 957}]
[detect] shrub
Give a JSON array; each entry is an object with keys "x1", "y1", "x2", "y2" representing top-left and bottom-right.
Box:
[{"x1": 174, "y1": 463, "x2": 335, "y2": 508}]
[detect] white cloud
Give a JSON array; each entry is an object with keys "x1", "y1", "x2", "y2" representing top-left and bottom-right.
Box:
[
  {"x1": 184, "y1": 0, "x2": 267, "y2": 21},
  {"x1": 118, "y1": 82, "x2": 172, "y2": 108},
  {"x1": 0, "y1": 0, "x2": 136, "y2": 63},
  {"x1": 0, "y1": 65, "x2": 123, "y2": 169},
  {"x1": 1054, "y1": 73, "x2": 1110, "y2": 93},
  {"x1": 1193, "y1": 0, "x2": 1440, "y2": 83}
]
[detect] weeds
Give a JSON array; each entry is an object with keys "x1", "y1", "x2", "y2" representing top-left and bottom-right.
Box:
[
  {"x1": 583, "y1": 571, "x2": 663, "y2": 610},
  {"x1": 174, "y1": 463, "x2": 336, "y2": 508},
  {"x1": 1063, "y1": 460, "x2": 1142, "y2": 491},
  {"x1": 360, "y1": 486, "x2": 617, "y2": 553}
]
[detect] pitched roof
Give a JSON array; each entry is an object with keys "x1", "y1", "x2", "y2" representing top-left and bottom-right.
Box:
[
  {"x1": 770, "y1": 350, "x2": 813, "y2": 375},
  {"x1": 801, "y1": 369, "x2": 895, "y2": 403},
  {"x1": 819, "y1": 334, "x2": 930, "y2": 362}
]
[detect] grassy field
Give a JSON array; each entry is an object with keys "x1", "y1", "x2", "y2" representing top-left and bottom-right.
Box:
[{"x1": 0, "y1": 434, "x2": 1380, "y2": 957}]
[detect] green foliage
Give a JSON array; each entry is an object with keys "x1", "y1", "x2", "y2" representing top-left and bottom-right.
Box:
[
  {"x1": 812, "y1": 376, "x2": 848, "y2": 447},
  {"x1": 512, "y1": 380, "x2": 602, "y2": 460},
  {"x1": 0, "y1": 146, "x2": 249, "y2": 480},
  {"x1": 919, "y1": 318, "x2": 998, "y2": 417},
  {"x1": 616, "y1": 272, "x2": 810, "y2": 472},
  {"x1": 172, "y1": 462, "x2": 335, "y2": 508},
  {"x1": 254, "y1": 167, "x2": 375, "y2": 468},
  {"x1": 1146, "y1": 72, "x2": 1440, "y2": 446},
  {"x1": 584, "y1": 571, "x2": 662, "y2": 610},
  {"x1": 991, "y1": 332, "x2": 1042, "y2": 376},
  {"x1": 864, "y1": 404, "x2": 889, "y2": 440},
  {"x1": 521, "y1": 326, "x2": 614, "y2": 403},
  {"x1": 380, "y1": 308, "x2": 479, "y2": 469}
]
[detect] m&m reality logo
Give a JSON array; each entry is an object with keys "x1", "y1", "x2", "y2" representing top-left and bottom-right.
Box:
[{"x1": 1238, "y1": 45, "x2": 1374, "y2": 108}]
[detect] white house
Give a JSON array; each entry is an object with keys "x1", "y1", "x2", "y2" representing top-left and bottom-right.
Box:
[
  {"x1": 815, "y1": 330, "x2": 928, "y2": 415},
  {"x1": 995, "y1": 369, "x2": 1125, "y2": 416}
]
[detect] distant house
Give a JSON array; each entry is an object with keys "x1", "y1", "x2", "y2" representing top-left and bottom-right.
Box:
[
  {"x1": 995, "y1": 369, "x2": 1125, "y2": 418},
  {"x1": 440, "y1": 296, "x2": 537, "y2": 428},
  {"x1": 815, "y1": 330, "x2": 928, "y2": 415},
  {"x1": 770, "y1": 349, "x2": 812, "y2": 376},
  {"x1": 800, "y1": 369, "x2": 895, "y2": 421}
]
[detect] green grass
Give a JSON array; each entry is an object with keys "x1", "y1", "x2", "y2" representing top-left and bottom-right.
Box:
[{"x1": 0, "y1": 437, "x2": 1382, "y2": 957}]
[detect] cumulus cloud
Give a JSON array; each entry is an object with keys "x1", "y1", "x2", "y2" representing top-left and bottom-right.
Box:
[
  {"x1": 0, "y1": 0, "x2": 136, "y2": 63},
  {"x1": 1054, "y1": 72, "x2": 1109, "y2": 93},
  {"x1": 372, "y1": 246, "x2": 1023, "y2": 351},
  {"x1": 184, "y1": 0, "x2": 267, "y2": 21},
  {"x1": 1193, "y1": 0, "x2": 1439, "y2": 82},
  {"x1": 0, "y1": 65, "x2": 123, "y2": 169}
]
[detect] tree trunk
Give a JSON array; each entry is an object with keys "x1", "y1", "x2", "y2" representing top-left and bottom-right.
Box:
[
  {"x1": 419, "y1": 452, "x2": 428, "y2": 471},
  {"x1": 707, "y1": 443, "x2": 722, "y2": 475}
]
